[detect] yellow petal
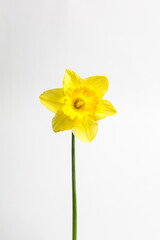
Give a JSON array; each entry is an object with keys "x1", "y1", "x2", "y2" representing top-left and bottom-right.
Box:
[
  {"x1": 72, "y1": 117, "x2": 98, "y2": 142},
  {"x1": 95, "y1": 100, "x2": 117, "y2": 120},
  {"x1": 40, "y1": 88, "x2": 64, "y2": 113},
  {"x1": 63, "y1": 69, "x2": 83, "y2": 93},
  {"x1": 84, "y1": 76, "x2": 109, "y2": 98},
  {"x1": 52, "y1": 112, "x2": 76, "y2": 132}
]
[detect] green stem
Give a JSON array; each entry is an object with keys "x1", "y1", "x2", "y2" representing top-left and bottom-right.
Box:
[{"x1": 72, "y1": 133, "x2": 77, "y2": 240}]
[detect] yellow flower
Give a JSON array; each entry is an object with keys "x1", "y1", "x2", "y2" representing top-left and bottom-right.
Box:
[{"x1": 40, "y1": 69, "x2": 117, "y2": 142}]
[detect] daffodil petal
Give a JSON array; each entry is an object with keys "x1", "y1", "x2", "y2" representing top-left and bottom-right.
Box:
[
  {"x1": 40, "y1": 88, "x2": 64, "y2": 113},
  {"x1": 63, "y1": 69, "x2": 83, "y2": 93},
  {"x1": 95, "y1": 100, "x2": 117, "y2": 120},
  {"x1": 84, "y1": 76, "x2": 109, "y2": 98},
  {"x1": 52, "y1": 112, "x2": 75, "y2": 132},
  {"x1": 72, "y1": 117, "x2": 98, "y2": 142}
]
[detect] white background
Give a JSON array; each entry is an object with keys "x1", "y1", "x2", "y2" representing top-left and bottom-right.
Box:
[{"x1": 0, "y1": 0, "x2": 160, "y2": 239}]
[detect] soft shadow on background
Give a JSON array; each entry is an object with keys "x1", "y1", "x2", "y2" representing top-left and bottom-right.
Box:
[{"x1": 0, "y1": 0, "x2": 160, "y2": 239}]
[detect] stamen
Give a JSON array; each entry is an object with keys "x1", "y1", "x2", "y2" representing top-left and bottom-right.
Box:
[{"x1": 74, "y1": 98, "x2": 84, "y2": 109}]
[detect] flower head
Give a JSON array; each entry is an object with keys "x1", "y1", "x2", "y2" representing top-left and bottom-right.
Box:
[{"x1": 40, "y1": 69, "x2": 117, "y2": 142}]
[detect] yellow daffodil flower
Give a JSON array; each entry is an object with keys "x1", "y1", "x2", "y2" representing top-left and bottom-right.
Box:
[{"x1": 40, "y1": 69, "x2": 117, "y2": 142}]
